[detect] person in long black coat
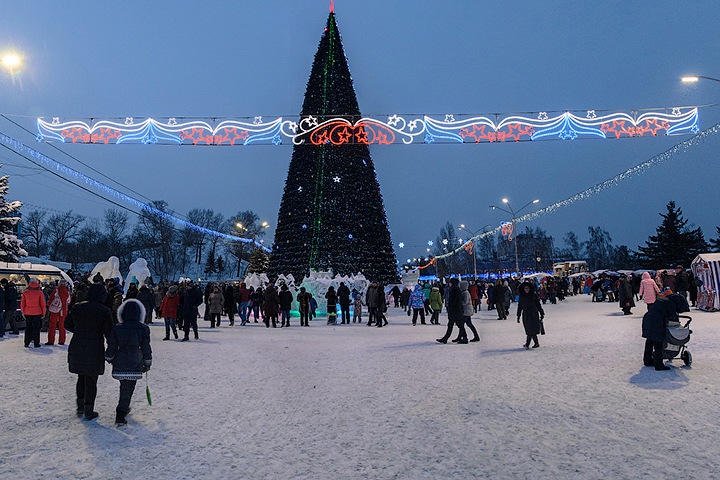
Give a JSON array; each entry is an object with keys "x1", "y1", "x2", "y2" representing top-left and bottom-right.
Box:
[
  {"x1": 516, "y1": 281, "x2": 545, "y2": 349},
  {"x1": 436, "y1": 278, "x2": 466, "y2": 344},
  {"x1": 642, "y1": 292, "x2": 689, "y2": 370},
  {"x1": 65, "y1": 283, "x2": 113, "y2": 420},
  {"x1": 105, "y1": 298, "x2": 152, "y2": 425},
  {"x1": 180, "y1": 282, "x2": 203, "y2": 341},
  {"x1": 337, "y1": 282, "x2": 351, "y2": 324},
  {"x1": 618, "y1": 275, "x2": 635, "y2": 315}
]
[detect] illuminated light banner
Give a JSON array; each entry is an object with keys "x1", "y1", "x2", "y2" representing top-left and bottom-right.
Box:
[{"x1": 36, "y1": 107, "x2": 699, "y2": 146}]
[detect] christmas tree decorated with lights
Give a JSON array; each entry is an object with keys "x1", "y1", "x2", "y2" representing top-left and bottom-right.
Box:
[{"x1": 269, "y1": 8, "x2": 398, "y2": 284}]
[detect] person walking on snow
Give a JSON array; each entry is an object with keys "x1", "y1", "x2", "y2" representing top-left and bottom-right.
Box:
[
  {"x1": 46, "y1": 280, "x2": 70, "y2": 345},
  {"x1": 409, "y1": 284, "x2": 426, "y2": 325},
  {"x1": 458, "y1": 280, "x2": 480, "y2": 342},
  {"x1": 65, "y1": 283, "x2": 113, "y2": 419},
  {"x1": 160, "y1": 285, "x2": 180, "y2": 340},
  {"x1": 638, "y1": 272, "x2": 660, "y2": 311},
  {"x1": 436, "y1": 278, "x2": 467, "y2": 344},
  {"x1": 429, "y1": 285, "x2": 443, "y2": 325},
  {"x1": 517, "y1": 281, "x2": 545, "y2": 349},
  {"x1": 21, "y1": 279, "x2": 46, "y2": 348},
  {"x1": 105, "y1": 298, "x2": 152, "y2": 425}
]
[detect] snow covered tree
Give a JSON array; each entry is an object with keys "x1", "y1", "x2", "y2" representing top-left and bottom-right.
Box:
[
  {"x1": 0, "y1": 172, "x2": 26, "y2": 261},
  {"x1": 215, "y1": 256, "x2": 226, "y2": 277},
  {"x1": 635, "y1": 201, "x2": 708, "y2": 268},
  {"x1": 269, "y1": 10, "x2": 397, "y2": 284}
]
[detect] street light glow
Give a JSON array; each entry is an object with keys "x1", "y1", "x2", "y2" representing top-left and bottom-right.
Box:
[
  {"x1": 533, "y1": 199, "x2": 540, "y2": 204},
  {"x1": 681, "y1": 76, "x2": 699, "y2": 83},
  {"x1": 502, "y1": 198, "x2": 509, "y2": 204},
  {"x1": 1, "y1": 54, "x2": 21, "y2": 69},
  {"x1": 261, "y1": 221, "x2": 269, "y2": 228}
]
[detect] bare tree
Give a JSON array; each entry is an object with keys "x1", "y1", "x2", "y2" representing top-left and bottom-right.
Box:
[
  {"x1": 21, "y1": 209, "x2": 47, "y2": 256},
  {"x1": 225, "y1": 210, "x2": 266, "y2": 277},
  {"x1": 46, "y1": 211, "x2": 85, "y2": 260},
  {"x1": 132, "y1": 201, "x2": 177, "y2": 281}
]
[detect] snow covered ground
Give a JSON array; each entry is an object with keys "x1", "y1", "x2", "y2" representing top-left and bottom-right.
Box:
[{"x1": 1, "y1": 294, "x2": 719, "y2": 479}]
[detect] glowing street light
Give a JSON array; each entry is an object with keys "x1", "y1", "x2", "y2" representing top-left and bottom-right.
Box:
[
  {"x1": 490, "y1": 198, "x2": 540, "y2": 276},
  {"x1": 681, "y1": 75, "x2": 720, "y2": 84}
]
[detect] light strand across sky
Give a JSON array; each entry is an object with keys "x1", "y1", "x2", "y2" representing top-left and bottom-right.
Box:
[
  {"x1": 432, "y1": 119, "x2": 720, "y2": 261},
  {"x1": 36, "y1": 106, "x2": 699, "y2": 146},
  {"x1": 0, "y1": 133, "x2": 271, "y2": 252}
]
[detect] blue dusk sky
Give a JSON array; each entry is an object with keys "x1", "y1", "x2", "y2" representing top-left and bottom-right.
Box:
[{"x1": 1, "y1": 1, "x2": 719, "y2": 259}]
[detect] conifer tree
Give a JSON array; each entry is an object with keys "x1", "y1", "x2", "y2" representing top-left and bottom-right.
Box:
[
  {"x1": 269, "y1": 11, "x2": 398, "y2": 284},
  {"x1": 0, "y1": 170, "x2": 27, "y2": 261},
  {"x1": 248, "y1": 248, "x2": 270, "y2": 274},
  {"x1": 636, "y1": 201, "x2": 708, "y2": 268},
  {"x1": 204, "y1": 249, "x2": 216, "y2": 276},
  {"x1": 710, "y1": 227, "x2": 720, "y2": 253}
]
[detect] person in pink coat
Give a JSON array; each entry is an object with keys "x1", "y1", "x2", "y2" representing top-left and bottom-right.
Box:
[{"x1": 638, "y1": 272, "x2": 661, "y2": 311}]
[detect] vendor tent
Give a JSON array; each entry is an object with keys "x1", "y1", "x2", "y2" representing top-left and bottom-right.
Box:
[{"x1": 691, "y1": 253, "x2": 720, "y2": 312}]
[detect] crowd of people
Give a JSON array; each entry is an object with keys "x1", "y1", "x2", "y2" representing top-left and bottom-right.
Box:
[{"x1": 3, "y1": 263, "x2": 699, "y2": 424}]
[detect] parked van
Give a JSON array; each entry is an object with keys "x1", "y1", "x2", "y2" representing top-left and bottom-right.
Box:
[
  {"x1": 553, "y1": 261, "x2": 589, "y2": 278},
  {"x1": 0, "y1": 262, "x2": 72, "y2": 331}
]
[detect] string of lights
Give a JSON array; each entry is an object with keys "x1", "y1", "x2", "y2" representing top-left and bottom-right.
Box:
[
  {"x1": 431, "y1": 119, "x2": 720, "y2": 262},
  {"x1": 0, "y1": 133, "x2": 271, "y2": 252}
]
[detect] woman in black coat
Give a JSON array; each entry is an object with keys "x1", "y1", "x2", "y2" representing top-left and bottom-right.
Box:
[
  {"x1": 618, "y1": 275, "x2": 635, "y2": 315},
  {"x1": 516, "y1": 281, "x2": 545, "y2": 349},
  {"x1": 642, "y1": 292, "x2": 689, "y2": 370},
  {"x1": 64, "y1": 283, "x2": 113, "y2": 419},
  {"x1": 105, "y1": 299, "x2": 152, "y2": 425}
]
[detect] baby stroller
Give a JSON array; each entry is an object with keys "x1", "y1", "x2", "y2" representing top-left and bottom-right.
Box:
[{"x1": 663, "y1": 315, "x2": 693, "y2": 366}]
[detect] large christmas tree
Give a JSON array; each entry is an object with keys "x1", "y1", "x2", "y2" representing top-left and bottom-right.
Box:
[{"x1": 269, "y1": 11, "x2": 397, "y2": 283}]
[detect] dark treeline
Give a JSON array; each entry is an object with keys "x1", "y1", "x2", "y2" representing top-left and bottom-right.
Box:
[
  {"x1": 426, "y1": 201, "x2": 718, "y2": 276},
  {"x1": 20, "y1": 202, "x2": 269, "y2": 281}
]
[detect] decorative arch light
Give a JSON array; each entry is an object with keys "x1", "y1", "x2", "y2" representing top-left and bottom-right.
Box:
[{"x1": 36, "y1": 106, "x2": 700, "y2": 146}]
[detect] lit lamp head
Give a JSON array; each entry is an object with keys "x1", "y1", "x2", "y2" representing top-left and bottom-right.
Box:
[{"x1": 681, "y1": 76, "x2": 699, "y2": 83}]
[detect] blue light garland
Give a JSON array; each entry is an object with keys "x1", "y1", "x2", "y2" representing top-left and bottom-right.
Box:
[{"x1": 0, "y1": 133, "x2": 270, "y2": 251}]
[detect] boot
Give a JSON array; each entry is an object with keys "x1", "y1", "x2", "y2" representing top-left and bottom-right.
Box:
[
  {"x1": 451, "y1": 338, "x2": 460, "y2": 343},
  {"x1": 181, "y1": 336, "x2": 189, "y2": 342},
  {"x1": 173, "y1": 330, "x2": 178, "y2": 339},
  {"x1": 162, "y1": 336, "x2": 170, "y2": 341},
  {"x1": 436, "y1": 338, "x2": 447, "y2": 344},
  {"x1": 76, "y1": 398, "x2": 84, "y2": 416},
  {"x1": 84, "y1": 405, "x2": 99, "y2": 420},
  {"x1": 470, "y1": 337, "x2": 480, "y2": 342},
  {"x1": 457, "y1": 339, "x2": 469, "y2": 344},
  {"x1": 115, "y1": 410, "x2": 127, "y2": 425}
]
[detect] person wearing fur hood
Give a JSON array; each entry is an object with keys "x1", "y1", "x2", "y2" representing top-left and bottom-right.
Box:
[
  {"x1": 105, "y1": 299, "x2": 152, "y2": 425},
  {"x1": 516, "y1": 281, "x2": 545, "y2": 349}
]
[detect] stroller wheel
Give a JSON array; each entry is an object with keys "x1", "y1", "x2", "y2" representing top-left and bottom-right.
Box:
[{"x1": 681, "y1": 350, "x2": 692, "y2": 366}]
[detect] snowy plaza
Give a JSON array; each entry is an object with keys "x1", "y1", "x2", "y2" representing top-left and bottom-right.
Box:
[{"x1": 2, "y1": 294, "x2": 719, "y2": 479}]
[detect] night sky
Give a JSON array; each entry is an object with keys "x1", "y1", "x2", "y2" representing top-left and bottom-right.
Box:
[{"x1": 1, "y1": 1, "x2": 719, "y2": 260}]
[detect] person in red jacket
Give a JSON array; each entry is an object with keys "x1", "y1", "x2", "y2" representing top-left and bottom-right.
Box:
[
  {"x1": 159, "y1": 285, "x2": 181, "y2": 340},
  {"x1": 47, "y1": 280, "x2": 71, "y2": 345},
  {"x1": 21, "y1": 279, "x2": 47, "y2": 348}
]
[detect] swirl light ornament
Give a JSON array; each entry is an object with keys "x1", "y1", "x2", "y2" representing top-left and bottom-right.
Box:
[{"x1": 36, "y1": 107, "x2": 699, "y2": 146}]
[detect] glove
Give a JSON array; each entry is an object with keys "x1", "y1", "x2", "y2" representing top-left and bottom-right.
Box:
[
  {"x1": 517, "y1": 317, "x2": 520, "y2": 323},
  {"x1": 142, "y1": 365, "x2": 151, "y2": 373}
]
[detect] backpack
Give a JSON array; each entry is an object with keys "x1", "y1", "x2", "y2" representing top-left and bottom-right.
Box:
[{"x1": 48, "y1": 292, "x2": 63, "y2": 313}]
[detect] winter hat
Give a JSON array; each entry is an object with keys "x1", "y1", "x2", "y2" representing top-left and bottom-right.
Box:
[
  {"x1": 92, "y1": 272, "x2": 104, "y2": 284},
  {"x1": 87, "y1": 283, "x2": 107, "y2": 302},
  {"x1": 168, "y1": 285, "x2": 179, "y2": 294},
  {"x1": 28, "y1": 279, "x2": 40, "y2": 288},
  {"x1": 59, "y1": 279, "x2": 68, "y2": 287},
  {"x1": 117, "y1": 298, "x2": 145, "y2": 324},
  {"x1": 449, "y1": 278, "x2": 459, "y2": 286}
]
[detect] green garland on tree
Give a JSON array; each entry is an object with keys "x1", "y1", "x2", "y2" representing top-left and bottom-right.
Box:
[{"x1": 269, "y1": 12, "x2": 397, "y2": 283}]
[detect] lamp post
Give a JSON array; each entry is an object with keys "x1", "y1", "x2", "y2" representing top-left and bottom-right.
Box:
[
  {"x1": 458, "y1": 223, "x2": 490, "y2": 280},
  {"x1": 490, "y1": 198, "x2": 540, "y2": 276}
]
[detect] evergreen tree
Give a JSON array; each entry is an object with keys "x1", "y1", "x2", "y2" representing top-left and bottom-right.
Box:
[
  {"x1": 709, "y1": 227, "x2": 720, "y2": 252},
  {"x1": 269, "y1": 11, "x2": 397, "y2": 284},
  {"x1": 215, "y1": 256, "x2": 225, "y2": 277},
  {"x1": 204, "y1": 249, "x2": 216, "y2": 276},
  {"x1": 636, "y1": 201, "x2": 708, "y2": 268},
  {"x1": 248, "y1": 248, "x2": 270, "y2": 274},
  {"x1": 0, "y1": 171, "x2": 26, "y2": 261}
]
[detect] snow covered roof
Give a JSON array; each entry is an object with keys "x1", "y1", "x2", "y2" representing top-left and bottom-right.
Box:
[{"x1": 692, "y1": 253, "x2": 720, "y2": 263}]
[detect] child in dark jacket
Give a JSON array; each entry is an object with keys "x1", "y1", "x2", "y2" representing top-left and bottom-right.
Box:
[{"x1": 105, "y1": 299, "x2": 152, "y2": 425}]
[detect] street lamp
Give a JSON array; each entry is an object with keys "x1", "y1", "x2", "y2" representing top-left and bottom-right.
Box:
[
  {"x1": 458, "y1": 223, "x2": 491, "y2": 280},
  {"x1": 489, "y1": 198, "x2": 540, "y2": 276},
  {"x1": 681, "y1": 75, "x2": 720, "y2": 84}
]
